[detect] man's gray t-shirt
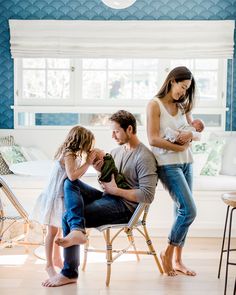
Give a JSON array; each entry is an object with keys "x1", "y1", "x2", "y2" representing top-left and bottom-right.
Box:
[{"x1": 110, "y1": 142, "x2": 158, "y2": 211}]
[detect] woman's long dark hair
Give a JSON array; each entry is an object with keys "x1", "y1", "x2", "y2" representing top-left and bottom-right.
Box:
[{"x1": 156, "y1": 66, "x2": 196, "y2": 114}]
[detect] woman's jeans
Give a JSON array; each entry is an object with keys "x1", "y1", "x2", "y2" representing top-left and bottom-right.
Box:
[
  {"x1": 61, "y1": 178, "x2": 133, "y2": 279},
  {"x1": 157, "y1": 163, "x2": 196, "y2": 247}
]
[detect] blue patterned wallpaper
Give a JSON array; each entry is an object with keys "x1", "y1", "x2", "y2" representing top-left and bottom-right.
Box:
[{"x1": 0, "y1": 0, "x2": 236, "y2": 129}]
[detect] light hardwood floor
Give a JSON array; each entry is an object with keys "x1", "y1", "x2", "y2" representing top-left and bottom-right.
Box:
[{"x1": 0, "y1": 237, "x2": 235, "y2": 295}]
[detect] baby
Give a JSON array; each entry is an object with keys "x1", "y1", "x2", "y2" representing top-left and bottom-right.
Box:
[
  {"x1": 93, "y1": 148, "x2": 131, "y2": 189},
  {"x1": 158, "y1": 118, "x2": 205, "y2": 154}
]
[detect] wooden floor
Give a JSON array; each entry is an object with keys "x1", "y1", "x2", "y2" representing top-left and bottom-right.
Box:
[{"x1": 0, "y1": 237, "x2": 235, "y2": 295}]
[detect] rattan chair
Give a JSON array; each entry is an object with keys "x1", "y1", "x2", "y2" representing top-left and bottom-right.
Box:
[
  {"x1": 82, "y1": 203, "x2": 163, "y2": 286},
  {"x1": 0, "y1": 176, "x2": 45, "y2": 250}
]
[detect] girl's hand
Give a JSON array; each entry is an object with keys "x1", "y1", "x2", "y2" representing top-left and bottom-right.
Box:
[
  {"x1": 176, "y1": 131, "x2": 192, "y2": 145},
  {"x1": 86, "y1": 150, "x2": 97, "y2": 165},
  {"x1": 93, "y1": 158, "x2": 104, "y2": 171}
]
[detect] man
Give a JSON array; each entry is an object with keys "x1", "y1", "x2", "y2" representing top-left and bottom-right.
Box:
[{"x1": 42, "y1": 110, "x2": 158, "y2": 287}]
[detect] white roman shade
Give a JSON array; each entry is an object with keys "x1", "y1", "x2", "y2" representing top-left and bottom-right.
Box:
[{"x1": 9, "y1": 20, "x2": 235, "y2": 59}]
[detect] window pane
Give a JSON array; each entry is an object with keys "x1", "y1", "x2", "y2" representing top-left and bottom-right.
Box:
[
  {"x1": 83, "y1": 59, "x2": 106, "y2": 69},
  {"x1": 47, "y1": 59, "x2": 70, "y2": 69},
  {"x1": 193, "y1": 114, "x2": 221, "y2": 127},
  {"x1": 108, "y1": 71, "x2": 132, "y2": 99},
  {"x1": 195, "y1": 71, "x2": 217, "y2": 100},
  {"x1": 195, "y1": 59, "x2": 218, "y2": 70},
  {"x1": 108, "y1": 59, "x2": 132, "y2": 69},
  {"x1": 23, "y1": 70, "x2": 45, "y2": 99},
  {"x1": 83, "y1": 71, "x2": 106, "y2": 99},
  {"x1": 133, "y1": 59, "x2": 158, "y2": 70},
  {"x1": 170, "y1": 59, "x2": 194, "y2": 69},
  {"x1": 23, "y1": 58, "x2": 45, "y2": 68},
  {"x1": 47, "y1": 70, "x2": 70, "y2": 99},
  {"x1": 133, "y1": 71, "x2": 157, "y2": 100}
]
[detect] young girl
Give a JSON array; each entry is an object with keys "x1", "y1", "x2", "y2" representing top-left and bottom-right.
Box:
[{"x1": 32, "y1": 125, "x2": 96, "y2": 279}]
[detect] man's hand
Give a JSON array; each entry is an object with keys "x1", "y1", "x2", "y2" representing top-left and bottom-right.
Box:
[
  {"x1": 176, "y1": 131, "x2": 192, "y2": 145},
  {"x1": 101, "y1": 174, "x2": 118, "y2": 195}
]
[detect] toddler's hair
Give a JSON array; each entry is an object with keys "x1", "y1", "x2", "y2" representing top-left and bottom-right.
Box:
[{"x1": 54, "y1": 125, "x2": 94, "y2": 159}]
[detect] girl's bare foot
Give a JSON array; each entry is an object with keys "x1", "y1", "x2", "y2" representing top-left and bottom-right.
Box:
[
  {"x1": 160, "y1": 251, "x2": 177, "y2": 276},
  {"x1": 55, "y1": 230, "x2": 87, "y2": 248},
  {"x1": 174, "y1": 261, "x2": 196, "y2": 276},
  {"x1": 42, "y1": 273, "x2": 77, "y2": 287},
  {"x1": 45, "y1": 266, "x2": 57, "y2": 278}
]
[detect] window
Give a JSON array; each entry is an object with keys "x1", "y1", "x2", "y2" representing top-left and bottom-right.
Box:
[{"x1": 14, "y1": 58, "x2": 227, "y2": 130}]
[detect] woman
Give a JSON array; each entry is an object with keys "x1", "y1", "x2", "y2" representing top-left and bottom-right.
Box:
[{"x1": 146, "y1": 66, "x2": 197, "y2": 276}]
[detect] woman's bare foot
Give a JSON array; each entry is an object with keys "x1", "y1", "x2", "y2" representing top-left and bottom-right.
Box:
[
  {"x1": 55, "y1": 230, "x2": 87, "y2": 248},
  {"x1": 42, "y1": 273, "x2": 77, "y2": 287},
  {"x1": 174, "y1": 261, "x2": 196, "y2": 276},
  {"x1": 45, "y1": 266, "x2": 57, "y2": 278},
  {"x1": 53, "y1": 257, "x2": 63, "y2": 269},
  {"x1": 160, "y1": 251, "x2": 177, "y2": 276}
]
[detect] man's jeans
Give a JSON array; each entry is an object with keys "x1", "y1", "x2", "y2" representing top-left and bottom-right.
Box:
[
  {"x1": 61, "y1": 178, "x2": 133, "y2": 279},
  {"x1": 157, "y1": 163, "x2": 196, "y2": 247}
]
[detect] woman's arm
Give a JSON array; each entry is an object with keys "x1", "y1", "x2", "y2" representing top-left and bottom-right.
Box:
[
  {"x1": 64, "y1": 150, "x2": 96, "y2": 181},
  {"x1": 146, "y1": 100, "x2": 188, "y2": 152}
]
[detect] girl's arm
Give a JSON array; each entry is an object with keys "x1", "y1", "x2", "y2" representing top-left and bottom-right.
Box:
[
  {"x1": 64, "y1": 150, "x2": 96, "y2": 181},
  {"x1": 146, "y1": 100, "x2": 189, "y2": 152}
]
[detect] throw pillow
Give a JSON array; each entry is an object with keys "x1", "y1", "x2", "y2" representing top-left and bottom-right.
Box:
[
  {"x1": 0, "y1": 135, "x2": 15, "y2": 146},
  {"x1": 220, "y1": 138, "x2": 236, "y2": 176},
  {"x1": 200, "y1": 139, "x2": 225, "y2": 176},
  {"x1": 0, "y1": 154, "x2": 13, "y2": 175},
  {"x1": 0, "y1": 145, "x2": 26, "y2": 166}
]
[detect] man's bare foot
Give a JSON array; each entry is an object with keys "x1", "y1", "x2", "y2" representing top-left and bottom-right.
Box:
[
  {"x1": 55, "y1": 230, "x2": 87, "y2": 248},
  {"x1": 46, "y1": 266, "x2": 57, "y2": 278},
  {"x1": 174, "y1": 261, "x2": 196, "y2": 276},
  {"x1": 42, "y1": 273, "x2": 77, "y2": 287},
  {"x1": 160, "y1": 251, "x2": 177, "y2": 276}
]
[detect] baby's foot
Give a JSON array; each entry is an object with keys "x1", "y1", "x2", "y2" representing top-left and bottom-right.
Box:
[
  {"x1": 55, "y1": 230, "x2": 87, "y2": 248},
  {"x1": 42, "y1": 273, "x2": 77, "y2": 287}
]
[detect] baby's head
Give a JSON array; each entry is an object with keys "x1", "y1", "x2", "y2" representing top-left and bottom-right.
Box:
[
  {"x1": 93, "y1": 148, "x2": 106, "y2": 162},
  {"x1": 191, "y1": 119, "x2": 205, "y2": 132}
]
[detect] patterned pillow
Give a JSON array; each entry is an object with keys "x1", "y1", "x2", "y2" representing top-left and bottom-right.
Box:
[
  {"x1": 0, "y1": 135, "x2": 15, "y2": 174},
  {"x1": 0, "y1": 154, "x2": 13, "y2": 175},
  {"x1": 0, "y1": 145, "x2": 27, "y2": 166}
]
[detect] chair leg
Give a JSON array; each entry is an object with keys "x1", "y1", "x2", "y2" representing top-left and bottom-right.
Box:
[
  {"x1": 82, "y1": 231, "x2": 90, "y2": 272},
  {"x1": 128, "y1": 231, "x2": 140, "y2": 261},
  {"x1": 105, "y1": 228, "x2": 112, "y2": 286},
  {"x1": 142, "y1": 224, "x2": 163, "y2": 274},
  {"x1": 233, "y1": 277, "x2": 236, "y2": 295},
  {"x1": 218, "y1": 205, "x2": 230, "y2": 278},
  {"x1": 224, "y1": 208, "x2": 235, "y2": 295}
]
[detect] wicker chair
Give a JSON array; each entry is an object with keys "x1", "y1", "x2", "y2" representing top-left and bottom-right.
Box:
[
  {"x1": 82, "y1": 203, "x2": 163, "y2": 286},
  {"x1": 0, "y1": 176, "x2": 45, "y2": 250}
]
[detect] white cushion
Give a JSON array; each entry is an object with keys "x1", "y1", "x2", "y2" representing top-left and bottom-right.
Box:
[
  {"x1": 21, "y1": 146, "x2": 49, "y2": 161},
  {"x1": 220, "y1": 138, "x2": 236, "y2": 176},
  {"x1": 9, "y1": 160, "x2": 53, "y2": 176},
  {"x1": 193, "y1": 175, "x2": 236, "y2": 191},
  {"x1": 0, "y1": 174, "x2": 48, "y2": 189}
]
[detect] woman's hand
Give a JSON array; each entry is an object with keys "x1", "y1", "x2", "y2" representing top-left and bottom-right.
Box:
[
  {"x1": 176, "y1": 131, "x2": 192, "y2": 145},
  {"x1": 175, "y1": 142, "x2": 190, "y2": 152}
]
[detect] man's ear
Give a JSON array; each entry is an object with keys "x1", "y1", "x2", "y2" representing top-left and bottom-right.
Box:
[{"x1": 127, "y1": 125, "x2": 133, "y2": 134}]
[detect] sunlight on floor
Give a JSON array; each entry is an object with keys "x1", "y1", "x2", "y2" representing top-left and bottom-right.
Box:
[{"x1": 0, "y1": 254, "x2": 28, "y2": 265}]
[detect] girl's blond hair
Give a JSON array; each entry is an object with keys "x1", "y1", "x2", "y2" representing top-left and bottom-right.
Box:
[{"x1": 54, "y1": 125, "x2": 94, "y2": 159}]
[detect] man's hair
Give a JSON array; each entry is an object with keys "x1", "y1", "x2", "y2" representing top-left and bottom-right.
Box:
[{"x1": 109, "y1": 110, "x2": 137, "y2": 134}]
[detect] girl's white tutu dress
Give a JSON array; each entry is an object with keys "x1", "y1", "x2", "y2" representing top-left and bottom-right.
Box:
[{"x1": 31, "y1": 160, "x2": 67, "y2": 228}]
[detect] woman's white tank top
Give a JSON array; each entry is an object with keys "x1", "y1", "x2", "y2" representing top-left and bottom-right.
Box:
[{"x1": 151, "y1": 97, "x2": 193, "y2": 166}]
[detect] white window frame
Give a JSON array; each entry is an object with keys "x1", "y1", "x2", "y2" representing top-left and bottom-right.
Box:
[{"x1": 13, "y1": 58, "x2": 228, "y2": 131}]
